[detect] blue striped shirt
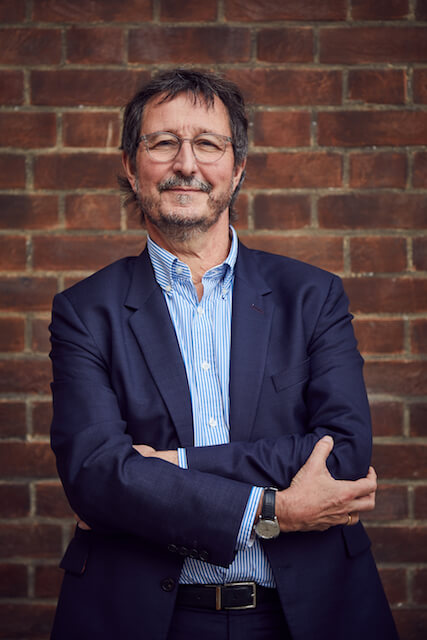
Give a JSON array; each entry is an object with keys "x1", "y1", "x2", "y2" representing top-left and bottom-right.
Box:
[{"x1": 147, "y1": 228, "x2": 275, "y2": 587}]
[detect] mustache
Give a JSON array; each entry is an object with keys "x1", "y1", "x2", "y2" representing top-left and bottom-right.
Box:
[{"x1": 158, "y1": 176, "x2": 212, "y2": 193}]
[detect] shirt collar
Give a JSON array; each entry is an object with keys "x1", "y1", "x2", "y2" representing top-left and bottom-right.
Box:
[{"x1": 147, "y1": 226, "x2": 238, "y2": 295}]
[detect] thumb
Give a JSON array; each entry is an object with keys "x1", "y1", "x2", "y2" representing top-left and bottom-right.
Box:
[{"x1": 306, "y1": 435, "x2": 334, "y2": 471}]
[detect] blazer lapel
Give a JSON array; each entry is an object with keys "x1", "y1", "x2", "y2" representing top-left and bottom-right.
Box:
[
  {"x1": 125, "y1": 248, "x2": 194, "y2": 447},
  {"x1": 229, "y1": 243, "x2": 274, "y2": 442}
]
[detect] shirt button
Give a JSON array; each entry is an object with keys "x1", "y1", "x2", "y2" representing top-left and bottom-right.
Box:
[
  {"x1": 209, "y1": 417, "x2": 217, "y2": 428},
  {"x1": 165, "y1": 285, "x2": 172, "y2": 293},
  {"x1": 197, "y1": 307, "x2": 204, "y2": 315},
  {"x1": 176, "y1": 266, "x2": 183, "y2": 274},
  {"x1": 201, "y1": 361, "x2": 210, "y2": 371}
]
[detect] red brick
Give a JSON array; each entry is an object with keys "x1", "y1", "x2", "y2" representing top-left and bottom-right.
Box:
[
  {"x1": 0, "y1": 359, "x2": 51, "y2": 394},
  {"x1": 416, "y1": 0, "x2": 427, "y2": 20},
  {"x1": 253, "y1": 194, "x2": 310, "y2": 230},
  {"x1": 414, "y1": 486, "x2": 427, "y2": 518},
  {"x1": 0, "y1": 603, "x2": 56, "y2": 637},
  {"x1": 232, "y1": 194, "x2": 248, "y2": 231},
  {"x1": 345, "y1": 277, "x2": 427, "y2": 313},
  {"x1": 318, "y1": 111, "x2": 427, "y2": 146},
  {"x1": 241, "y1": 235, "x2": 343, "y2": 272},
  {"x1": 351, "y1": 0, "x2": 409, "y2": 19},
  {"x1": 36, "y1": 482, "x2": 72, "y2": 518},
  {"x1": 413, "y1": 238, "x2": 427, "y2": 271},
  {"x1": 0, "y1": 112, "x2": 56, "y2": 150},
  {"x1": 32, "y1": 402, "x2": 52, "y2": 437},
  {"x1": 350, "y1": 237, "x2": 407, "y2": 273},
  {"x1": 226, "y1": 69, "x2": 342, "y2": 106},
  {"x1": 33, "y1": 235, "x2": 146, "y2": 271},
  {"x1": 0, "y1": 317, "x2": 25, "y2": 352},
  {"x1": 349, "y1": 153, "x2": 407, "y2": 188},
  {"x1": 318, "y1": 194, "x2": 427, "y2": 230},
  {"x1": 413, "y1": 152, "x2": 427, "y2": 188},
  {"x1": 225, "y1": 0, "x2": 346, "y2": 21},
  {"x1": 0, "y1": 0, "x2": 26, "y2": 21},
  {"x1": 0, "y1": 442, "x2": 56, "y2": 478},
  {"x1": 32, "y1": 317, "x2": 50, "y2": 353},
  {"x1": 0, "y1": 402, "x2": 26, "y2": 438},
  {"x1": 0, "y1": 564, "x2": 27, "y2": 598},
  {"x1": 368, "y1": 526, "x2": 427, "y2": 562},
  {"x1": 246, "y1": 153, "x2": 342, "y2": 189},
  {"x1": 65, "y1": 194, "x2": 121, "y2": 230},
  {"x1": 378, "y1": 568, "x2": 407, "y2": 606},
  {"x1": 0, "y1": 484, "x2": 30, "y2": 518},
  {"x1": 0, "y1": 236, "x2": 26, "y2": 271},
  {"x1": 63, "y1": 112, "x2": 121, "y2": 148},
  {"x1": 257, "y1": 28, "x2": 313, "y2": 63},
  {"x1": 0, "y1": 277, "x2": 57, "y2": 312},
  {"x1": 160, "y1": 0, "x2": 217, "y2": 20},
  {"x1": 353, "y1": 319, "x2": 404, "y2": 355},
  {"x1": 0, "y1": 28, "x2": 61, "y2": 65},
  {"x1": 320, "y1": 28, "x2": 427, "y2": 64},
  {"x1": 413, "y1": 569, "x2": 427, "y2": 604},
  {"x1": 33, "y1": 0, "x2": 152, "y2": 21},
  {"x1": 129, "y1": 27, "x2": 250, "y2": 63},
  {"x1": 0, "y1": 70, "x2": 24, "y2": 105},
  {"x1": 372, "y1": 443, "x2": 427, "y2": 480},
  {"x1": 370, "y1": 401, "x2": 403, "y2": 437},
  {"x1": 362, "y1": 484, "x2": 408, "y2": 521},
  {"x1": 391, "y1": 609, "x2": 427, "y2": 640},
  {"x1": 34, "y1": 153, "x2": 121, "y2": 189},
  {"x1": 34, "y1": 565, "x2": 63, "y2": 599},
  {"x1": 0, "y1": 523, "x2": 61, "y2": 558},
  {"x1": 253, "y1": 111, "x2": 311, "y2": 147},
  {"x1": 66, "y1": 27, "x2": 124, "y2": 64},
  {"x1": 411, "y1": 319, "x2": 427, "y2": 354},
  {"x1": 0, "y1": 195, "x2": 58, "y2": 230},
  {"x1": 410, "y1": 404, "x2": 427, "y2": 437},
  {"x1": 348, "y1": 70, "x2": 406, "y2": 105},
  {"x1": 414, "y1": 69, "x2": 427, "y2": 104},
  {"x1": 366, "y1": 361, "x2": 427, "y2": 396},
  {"x1": 0, "y1": 155, "x2": 26, "y2": 188},
  {"x1": 31, "y1": 69, "x2": 150, "y2": 107}
]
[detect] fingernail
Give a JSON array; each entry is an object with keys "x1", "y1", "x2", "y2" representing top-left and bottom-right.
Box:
[{"x1": 322, "y1": 435, "x2": 333, "y2": 445}]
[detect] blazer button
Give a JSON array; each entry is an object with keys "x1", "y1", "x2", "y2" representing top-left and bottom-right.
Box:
[
  {"x1": 179, "y1": 546, "x2": 188, "y2": 556},
  {"x1": 199, "y1": 550, "x2": 209, "y2": 562},
  {"x1": 161, "y1": 578, "x2": 176, "y2": 592},
  {"x1": 167, "y1": 544, "x2": 178, "y2": 553}
]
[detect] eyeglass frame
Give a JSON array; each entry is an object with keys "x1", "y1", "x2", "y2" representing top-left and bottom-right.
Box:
[{"x1": 136, "y1": 131, "x2": 233, "y2": 164}]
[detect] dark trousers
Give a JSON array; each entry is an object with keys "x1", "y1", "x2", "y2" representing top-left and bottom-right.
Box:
[{"x1": 167, "y1": 599, "x2": 292, "y2": 640}]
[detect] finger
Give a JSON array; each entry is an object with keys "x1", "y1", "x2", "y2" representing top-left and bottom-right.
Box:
[
  {"x1": 305, "y1": 436, "x2": 334, "y2": 472},
  {"x1": 347, "y1": 493, "x2": 376, "y2": 513}
]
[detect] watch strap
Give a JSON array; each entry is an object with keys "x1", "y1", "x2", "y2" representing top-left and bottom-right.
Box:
[{"x1": 262, "y1": 488, "x2": 277, "y2": 520}]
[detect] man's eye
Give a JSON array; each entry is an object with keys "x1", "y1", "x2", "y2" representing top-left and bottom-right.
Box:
[
  {"x1": 150, "y1": 139, "x2": 177, "y2": 149},
  {"x1": 195, "y1": 138, "x2": 221, "y2": 150}
]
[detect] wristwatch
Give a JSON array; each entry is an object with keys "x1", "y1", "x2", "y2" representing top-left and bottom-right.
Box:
[{"x1": 254, "y1": 488, "x2": 280, "y2": 540}]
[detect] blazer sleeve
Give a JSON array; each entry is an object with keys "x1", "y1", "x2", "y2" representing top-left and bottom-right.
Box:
[
  {"x1": 185, "y1": 275, "x2": 372, "y2": 488},
  {"x1": 50, "y1": 291, "x2": 252, "y2": 568}
]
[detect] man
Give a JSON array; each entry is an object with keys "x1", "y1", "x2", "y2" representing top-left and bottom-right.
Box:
[{"x1": 49, "y1": 69, "x2": 398, "y2": 639}]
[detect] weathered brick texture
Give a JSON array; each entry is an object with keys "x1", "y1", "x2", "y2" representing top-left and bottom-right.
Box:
[{"x1": 0, "y1": 2, "x2": 425, "y2": 638}]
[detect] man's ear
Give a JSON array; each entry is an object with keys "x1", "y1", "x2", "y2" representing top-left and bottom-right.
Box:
[
  {"x1": 122, "y1": 151, "x2": 137, "y2": 192},
  {"x1": 232, "y1": 158, "x2": 246, "y2": 192}
]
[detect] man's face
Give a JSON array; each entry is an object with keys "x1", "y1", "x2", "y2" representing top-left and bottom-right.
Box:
[{"x1": 122, "y1": 92, "x2": 245, "y2": 242}]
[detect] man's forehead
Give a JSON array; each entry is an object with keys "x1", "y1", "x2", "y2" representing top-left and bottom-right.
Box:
[{"x1": 141, "y1": 91, "x2": 230, "y2": 132}]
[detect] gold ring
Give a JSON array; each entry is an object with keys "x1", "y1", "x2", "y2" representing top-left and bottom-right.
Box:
[{"x1": 347, "y1": 513, "x2": 352, "y2": 526}]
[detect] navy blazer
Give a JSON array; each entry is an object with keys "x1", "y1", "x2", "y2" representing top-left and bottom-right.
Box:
[{"x1": 50, "y1": 242, "x2": 398, "y2": 640}]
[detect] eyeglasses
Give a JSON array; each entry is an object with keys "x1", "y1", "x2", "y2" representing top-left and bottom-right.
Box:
[{"x1": 137, "y1": 131, "x2": 232, "y2": 164}]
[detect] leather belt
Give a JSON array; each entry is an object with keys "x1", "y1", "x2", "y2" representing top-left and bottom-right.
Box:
[{"x1": 176, "y1": 582, "x2": 279, "y2": 611}]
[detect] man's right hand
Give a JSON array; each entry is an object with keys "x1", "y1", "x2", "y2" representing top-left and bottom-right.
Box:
[{"x1": 275, "y1": 435, "x2": 377, "y2": 532}]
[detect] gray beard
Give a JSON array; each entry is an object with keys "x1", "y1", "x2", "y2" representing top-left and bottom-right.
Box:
[{"x1": 135, "y1": 176, "x2": 233, "y2": 243}]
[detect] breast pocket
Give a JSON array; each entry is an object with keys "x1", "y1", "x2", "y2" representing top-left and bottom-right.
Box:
[{"x1": 271, "y1": 358, "x2": 310, "y2": 393}]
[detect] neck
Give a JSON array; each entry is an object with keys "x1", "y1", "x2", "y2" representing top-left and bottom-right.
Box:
[{"x1": 147, "y1": 215, "x2": 232, "y2": 285}]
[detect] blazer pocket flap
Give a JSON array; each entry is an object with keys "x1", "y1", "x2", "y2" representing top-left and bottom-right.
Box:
[
  {"x1": 272, "y1": 359, "x2": 310, "y2": 392},
  {"x1": 342, "y1": 522, "x2": 371, "y2": 557},
  {"x1": 59, "y1": 529, "x2": 90, "y2": 575}
]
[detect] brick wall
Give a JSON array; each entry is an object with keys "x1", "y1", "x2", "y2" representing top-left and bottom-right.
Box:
[{"x1": 0, "y1": 1, "x2": 426, "y2": 638}]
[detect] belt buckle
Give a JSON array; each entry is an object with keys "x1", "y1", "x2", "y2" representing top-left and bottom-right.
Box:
[{"x1": 217, "y1": 581, "x2": 257, "y2": 611}]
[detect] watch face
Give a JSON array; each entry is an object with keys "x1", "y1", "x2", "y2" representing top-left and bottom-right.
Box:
[{"x1": 255, "y1": 517, "x2": 280, "y2": 540}]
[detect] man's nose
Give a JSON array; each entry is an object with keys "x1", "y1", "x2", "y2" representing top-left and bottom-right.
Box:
[{"x1": 172, "y1": 139, "x2": 197, "y2": 175}]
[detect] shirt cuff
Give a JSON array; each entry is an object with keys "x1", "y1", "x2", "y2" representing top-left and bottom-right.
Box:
[
  {"x1": 177, "y1": 447, "x2": 188, "y2": 469},
  {"x1": 235, "y1": 486, "x2": 263, "y2": 550}
]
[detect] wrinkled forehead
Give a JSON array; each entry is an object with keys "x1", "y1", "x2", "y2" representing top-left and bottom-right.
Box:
[{"x1": 140, "y1": 91, "x2": 231, "y2": 136}]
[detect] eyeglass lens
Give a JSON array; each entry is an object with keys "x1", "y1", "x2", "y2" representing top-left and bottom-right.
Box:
[{"x1": 144, "y1": 133, "x2": 228, "y2": 163}]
